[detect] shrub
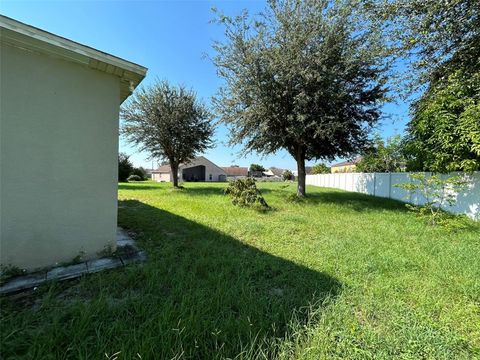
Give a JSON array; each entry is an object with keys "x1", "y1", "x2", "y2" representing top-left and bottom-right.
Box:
[
  {"x1": 395, "y1": 173, "x2": 470, "y2": 228},
  {"x1": 283, "y1": 170, "x2": 294, "y2": 181},
  {"x1": 127, "y1": 174, "x2": 142, "y2": 182},
  {"x1": 131, "y1": 167, "x2": 147, "y2": 181},
  {"x1": 225, "y1": 178, "x2": 269, "y2": 209},
  {"x1": 118, "y1": 153, "x2": 134, "y2": 182}
]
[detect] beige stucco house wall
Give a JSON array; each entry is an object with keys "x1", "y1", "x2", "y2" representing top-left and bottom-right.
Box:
[
  {"x1": 0, "y1": 16, "x2": 147, "y2": 270},
  {"x1": 152, "y1": 172, "x2": 171, "y2": 182}
]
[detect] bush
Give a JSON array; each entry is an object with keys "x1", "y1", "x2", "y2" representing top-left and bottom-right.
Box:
[
  {"x1": 131, "y1": 167, "x2": 147, "y2": 181},
  {"x1": 118, "y1": 153, "x2": 134, "y2": 182},
  {"x1": 127, "y1": 174, "x2": 142, "y2": 182},
  {"x1": 283, "y1": 170, "x2": 294, "y2": 181},
  {"x1": 225, "y1": 178, "x2": 269, "y2": 209}
]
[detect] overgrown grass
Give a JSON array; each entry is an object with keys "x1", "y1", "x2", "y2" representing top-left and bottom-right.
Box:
[{"x1": 1, "y1": 182, "x2": 479, "y2": 359}]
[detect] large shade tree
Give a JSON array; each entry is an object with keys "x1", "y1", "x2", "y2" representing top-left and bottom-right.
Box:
[
  {"x1": 370, "y1": 0, "x2": 480, "y2": 171},
  {"x1": 121, "y1": 80, "x2": 214, "y2": 187},
  {"x1": 369, "y1": 0, "x2": 479, "y2": 92},
  {"x1": 211, "y1": 0, "x2": 389, "y2": 196}
]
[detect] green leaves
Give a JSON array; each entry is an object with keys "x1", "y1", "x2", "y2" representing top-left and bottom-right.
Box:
[
  {"x1": 121, "y1": 80, "x2": 215, "y2": 186},
  {"x1": 404, "y1": 68, "x2": 480, "y2": 172},
  {"x1": 212, "y1": 0, "x2": 388, "y2": 195},
  {"x1": 356, "y1": 134, "x2": 405, "y2": 173},
  {"x1": 224, "y1": 178, "x2": 269, "y2": 209}
]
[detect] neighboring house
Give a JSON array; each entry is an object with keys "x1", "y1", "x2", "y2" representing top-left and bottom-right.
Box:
[
  {"x1": 330, "y1": 158, "x2": 362, "y2": 173},
  {"x1": 221, "y1": 166, "x2": 249, "y2": 180},
  {"x1": 152, "y1": 156, "x2": 228, "y2": 182},
  {"x1": 269, "y1": 167, "x2": 286, "y2": 178},
  {"x1": 151, "y1": 165, "x2": 172, "y2": 182},
  {"x1": 0, "y1": 16, "x2": 147, "y2": 270},
  {"x1": 262, "y1": 169, "x2": 275, "y2": 177}
]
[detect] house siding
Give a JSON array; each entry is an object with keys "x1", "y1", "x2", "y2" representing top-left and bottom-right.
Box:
[{"x1": 0, "y1": 42, "x2": 120, "y2": 269}]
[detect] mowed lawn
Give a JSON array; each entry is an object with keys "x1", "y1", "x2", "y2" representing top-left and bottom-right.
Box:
[{"x1": 1, "y1": 182, "x2": 479, "y2": 359}]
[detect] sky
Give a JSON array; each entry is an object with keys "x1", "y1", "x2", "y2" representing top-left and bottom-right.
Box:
[{"x1": 1, "y1": 0, "x2": 411, "y2": 170}]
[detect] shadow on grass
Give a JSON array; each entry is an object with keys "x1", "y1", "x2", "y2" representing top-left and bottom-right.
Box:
[
  {"x1": 114, "y1": 199, "x2": 340, "y2": 358},
  {"x1": 118, "y1": 183, "x2": 163, "y2": 191},
  {"x1": 301, "y1": 188, "x2": 408, "y2": 213},
  {"x1": 184, "y1": 186, "x2": 274, "y2": 198}
]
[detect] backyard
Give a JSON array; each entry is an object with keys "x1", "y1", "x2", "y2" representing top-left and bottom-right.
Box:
[{"x1": 1, "y1": 181, "x2": 479, "y2": 359}]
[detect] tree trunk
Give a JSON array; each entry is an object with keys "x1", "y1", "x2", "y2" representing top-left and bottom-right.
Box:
[
  {"x1": 170, "y1": 161, "x2": 179, "y2": 188},
  {"x1": 296, "y1": 147, "x2": 306, "y2": 197}
]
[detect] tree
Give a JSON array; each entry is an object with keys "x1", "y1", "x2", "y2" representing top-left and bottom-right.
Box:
[
  {"x1": 121, "y1": 80, "x2": 214, "y2": 187},
  {"x1": 131, "y1": 167, "x2": 147, "y2": 181},
  {"x1": 282, "y1": 170, "x2": 294, "y2": 181},
  {"x1": 356, "y1": 134, "x2": 405, "y2": 173},
  {"x1": 368, "y1": 0, "x2": 480, "y2": 172},
  {"x1": 118, "y1": 152, "x2": 134, "y2": 182},
  {"x1": 212, "y1": 0, "x2": 388, "y2": 196},
  {"x1": 403, "y1": 68, "x2": 480, "y2": 172},
  {"x1": 311, "y1": 163, "x2": 330, "y2": 174},
  {"x1": 249, "y1": 164, "x2": 266, "y2": 172},
  {"x1": 369, "y1": 0, "x2": 479, "y2": 92}
]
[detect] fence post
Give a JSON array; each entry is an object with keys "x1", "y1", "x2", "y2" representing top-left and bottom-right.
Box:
[{"x1": 388, "y1": 172, "x2": 392, "y2": 199}]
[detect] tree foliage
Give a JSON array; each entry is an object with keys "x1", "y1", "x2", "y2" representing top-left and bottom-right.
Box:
[
  {"x1": 118, "y1": 152, "x2": 134, "y2": 182},
  {"x1": 249, "y1": 164, "x2": 266, "y2": 172},
  {"x1": 282, "y1": 170, "x2": 294, "y2": 181},
  {"x1": 212, "y1": 0, "x2": 389, "y2": 196},
  {"x1": 121, "y1": 80, "x2": 214, "y2": 187},
  {"x1": 356, "y1": 134, "x2": 405, "y2": 173},
  {"x1": 311, "y1": 163, "x2": 330, "y2": 174},
  {"x1": 403, "y1": 67, "x2": 480, "y2": 172},
  {"x1": 369, "y1": 0, "x2": 480, "y2": 91}
]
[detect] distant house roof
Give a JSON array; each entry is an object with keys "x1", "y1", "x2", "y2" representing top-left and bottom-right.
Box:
[
  {"x1": 151, "y1": 165, "x2": 171, "y2": 173},
  {"x1": 331, "y1": 157, "x2": 362, "y2": 168},
  {"x1": 0, "y1": 15, "x2": 147, "y2": 103},
  {"x1": 221, "y1": 167, "x2": 249, "y2": 176},
  {"x1": 269, "y1": 167, "x2": 285, "y2": 177}
]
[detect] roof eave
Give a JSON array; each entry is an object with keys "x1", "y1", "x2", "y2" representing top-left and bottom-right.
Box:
[{"x1": 0, "y1": 15, "x2": 147, "y2": 104}]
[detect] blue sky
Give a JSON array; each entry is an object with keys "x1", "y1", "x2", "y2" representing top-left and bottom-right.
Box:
[{"x1": 1, "y1": 0, "x2": 410, "y2": 170}]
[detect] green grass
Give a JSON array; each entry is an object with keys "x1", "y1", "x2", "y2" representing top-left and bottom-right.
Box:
[{"x1": 1, "y1": 181, "x2": 479, "y2": 359}]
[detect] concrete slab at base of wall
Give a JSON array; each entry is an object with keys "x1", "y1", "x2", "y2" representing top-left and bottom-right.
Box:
[{"x1": 0, "y1": 228, "x2": 146, "y2": 295}]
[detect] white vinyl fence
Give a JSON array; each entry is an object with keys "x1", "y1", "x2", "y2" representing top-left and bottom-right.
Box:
[{"x1": 306, "y1": 172, "x2": 480, "y2": 220}]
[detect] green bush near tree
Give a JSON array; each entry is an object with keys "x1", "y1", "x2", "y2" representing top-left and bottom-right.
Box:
[{"x1": 225, "y1": 178, "x2": 269, "y2": 209}]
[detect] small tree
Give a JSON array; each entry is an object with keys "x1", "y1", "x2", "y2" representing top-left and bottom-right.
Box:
[
  {"x1": 118, "y1": 153, "x2": 134, "y2": 182},
  {"x1": 396, "y1": 173, "x2": 469, "y2": 226},
  {"x1": 282, "y1": 170, "x2": 294, "y2": 181},
  {"x1": 311, "y1": 163, "x2": 330, "y2": 174},
  {"x1": 121, "y1": 80, "x2": 214, "y2": 187}
]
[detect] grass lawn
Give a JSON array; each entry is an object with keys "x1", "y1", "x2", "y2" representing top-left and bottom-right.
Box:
[{"x1": 1, "y1": 181, "x2": 479, "y2": 359}]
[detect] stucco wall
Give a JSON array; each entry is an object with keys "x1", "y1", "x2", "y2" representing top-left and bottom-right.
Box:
[
  {"x1": 0, "y1": 43, "x2": 120, "y2": 269},
  {"x1": 152, "y1": 173, "x2": 171, "y2": 182}
]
